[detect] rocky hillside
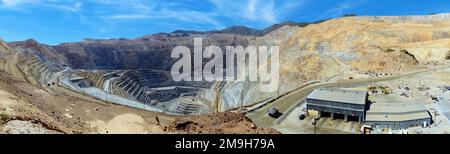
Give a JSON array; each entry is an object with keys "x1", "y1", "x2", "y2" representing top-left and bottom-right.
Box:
[
  {"x1": 164, "y1": 112, "x2": 279, "y2": 134},
  {"x1": 1, "y1": 39, "x2": 65, "y2": 92},
  {"x1": 204, "y1": 13, "x2": 450, "y2": 111},
  {"x1": 2, "y1": 14, "x2": 450, "y2": 114}
]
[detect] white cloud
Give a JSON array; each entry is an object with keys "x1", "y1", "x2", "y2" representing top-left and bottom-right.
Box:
[
  {"x1": 209, "y1": 0, "x2": 265, "y2": 22},
  {"x1": 95, "y1": 0, "x2": 223, "y2": 29},
  {"x1": 243, "y1": 0, "x2": 276, "y2": 23},
  {"x1": 0, "y1": 0, "x2": 83, "y2": 12},
  {"x1": 326, "y1": 0, "x2": 370, "y2": 16},
  {"x1": 105, "y1": 10, "x2": 223, "y2": 29},
  {"x1": 0, "y1": 0, "x2": 28, "y2": 6},
  {"x1": 0, "y1": 0, "x2": 309, "y2": 32},
  {"x1": 209, "y1": 0, "x2": 308, "y2": 25},
  {"x1": 0, "y1": 0, "x2": 38, "y2": 10}
]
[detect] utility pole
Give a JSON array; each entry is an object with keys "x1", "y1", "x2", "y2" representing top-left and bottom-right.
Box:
[
  {"x1": 105, "y1": 90, "x2": 108, "y2": 104},
  {"x1": 434, "y1": 110, "x2": 437, "y2": 126},
  {"x1": 312, "y1": 117, "x2": 319, "y2": 134},
  {"x1": 240, "y1": 82, "x2": 245, "y2": 112},
  {"x1": 214, "y1": 82, "x2": 222, "y2": 113}
]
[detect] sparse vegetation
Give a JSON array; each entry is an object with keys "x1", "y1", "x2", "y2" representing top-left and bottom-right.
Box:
[
  {"x1": 343, "y1": 14, "x2": 358, "y2": 17},
  {"x1": 0, "y1": 112, "x2": 10, "y2": 124},
  {"x1": 398, "y1": 49, "x2": 419, "y2": 64},
  {"x1": 400, "y1": 49, "x2": 411, "y2": 55},
  {"x1": 386, "y1": 48, "x2": 396, "y2": 52}
]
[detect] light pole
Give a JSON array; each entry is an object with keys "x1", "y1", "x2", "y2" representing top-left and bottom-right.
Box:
[
  {"x1": 105, "y1": 90, "x2": 108, "y2": 104},
  {"x1": 312, "y1": 117, "x2": 319, "y2": 134}
]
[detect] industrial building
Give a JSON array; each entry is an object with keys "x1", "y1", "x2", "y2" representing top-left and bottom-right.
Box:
[
  {"x1": 306, "y1": 88, "x2": 433, "y2": 130},
  {"x1": 306, "y1": 88, "x2": 369, "y2": 123},
  {"x1": 365, "y1": 95, "x2": 432, "y2": 129}
]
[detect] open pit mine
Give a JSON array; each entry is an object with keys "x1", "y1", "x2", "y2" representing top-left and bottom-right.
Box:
[{"x1": 1, "y1": 13, "x2": 450, "y2": 134}]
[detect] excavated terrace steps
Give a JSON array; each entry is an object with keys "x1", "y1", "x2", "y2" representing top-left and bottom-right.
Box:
[
  {"x1": 206, "y1": 81, "x2": 278, "y2": 111},
  {"x1": 80, "y1": 70, "x2": 173, "y2": 105},
  {"x1": 77, "y1": 71, "x2": 109, "y2": 88},
  {"x1": 79, "y1": 70, "x2": 210, "y2": 114},
  {"x1": 110, "y1": 71, "x2": 172, "y2": 103},
  {"x1": 175, "y1": 103, "x2": 202, "y2": 114},
  {"x1": 16, "y1": 52, "x2": 54, "y2": 88}
]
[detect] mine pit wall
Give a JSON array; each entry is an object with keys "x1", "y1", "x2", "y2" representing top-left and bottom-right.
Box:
[
  {"x1": 76, "y1": 71, "x2": 109, "y2": 88},
  {"x1": 77, "y1": 71, "x2": 132, "y2": 99},
  {"x1": 14, "y1": 50, "x2": 62, "y2": 92},
  {"x1": 0, "y1": 41, "x2": 26, "y2": 80},
  {"x1": 0, "y1": 42, "x2": 63, "y2": 92},
  {"x1": 76, "y1": 70, "x2": 214, "y2": 114},
  {"x1": 77, "y1": 70, "x2": 173, "y2": 109},
  {"x1": 171, "y1": 97, "x2": 212, "y2": 114},
  {"x1": 108, "y1": 79, "x2": 131, "y2": 99},
  {"x1": 224, "y1": 82, "x2": 278, "y2": 112},
  {"x1": 109, "y1": 71, "x2": 148, "y2": 103},
  {"x1": 197, "y1": 81, "x2": 278, "y2": 112}
]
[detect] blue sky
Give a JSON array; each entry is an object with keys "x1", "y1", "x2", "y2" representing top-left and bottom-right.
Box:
[{"x1": 0, "y1": 0, "x2": 449, "y2": 45}]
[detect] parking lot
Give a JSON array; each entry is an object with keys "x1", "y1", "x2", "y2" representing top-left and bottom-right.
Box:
[{"x1": 274, "y1": 105, "x2": 360, "y2": 134}]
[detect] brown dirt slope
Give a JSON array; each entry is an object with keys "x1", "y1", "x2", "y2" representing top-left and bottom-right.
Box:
[
  {"x1": 0, "y1": 70, "x2": 167, "y2": 134},
  {"x1": 1, "y1": 70, "x2": 275, "y2": 134},
  {"x1": 164, "y1": 112, "x2": 280, "y2": 134}
]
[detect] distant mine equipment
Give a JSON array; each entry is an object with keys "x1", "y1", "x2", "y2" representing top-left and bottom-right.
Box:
[
  {"x1": 299, "y1": 114, "x2": 306, "y2": 120},
  {"x1": 268, "y1": 108, "x2": 282, "y2": 118},
  {"x1": 444, "y1": 86, "x2": 450, "y2": 91},
  {"x1": 368, "y1": 86, "x2": 392, "y2": 94},
  {"x1": 361, "y1": 125, "x2": 372, "y2": 134},
  {"x1": 418, "y1": 85, "x2": 430, "y2": 91},
  {"x1": 422, "y1": 121, "x2": 429, "y2": 128},
  {"x1": 431, "y1": 96, "x2": 438, "y2": 101},
  {"x1": 400, "y1": 92, "x2": 410, "y2": 97}
]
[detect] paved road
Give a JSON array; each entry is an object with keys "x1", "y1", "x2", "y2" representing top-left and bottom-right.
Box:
[{"x1": 246, "y1": 66, "x2": 450, "y2": 128}]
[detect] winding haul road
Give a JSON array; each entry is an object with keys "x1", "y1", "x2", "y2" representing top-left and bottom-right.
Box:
[{"x1": 246, "y1": 66, "x2": 450, "y2": 128}]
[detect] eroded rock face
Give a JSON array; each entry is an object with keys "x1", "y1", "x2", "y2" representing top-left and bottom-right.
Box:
[
  {"x1": 0, "y1": 120, "x2": 62, "y2": 134},
  {"x1": 3, "y1": 32, "x2": 255, "y2": 114},
  {"x1": 51, "y1": 33, "x2": 253, "y2": 70},
  {"x1": 1, "y1": 14, "x2": 450, "y2": 113},
  {"x1": 203, "y1": 14, "x2": 450, "y2": 111},
  {"x1": 6, "y1": 39, "x2": 65, "y2": 91},
  {"x1": 1, "y1": 39, "x2": 60, "y2": 91},
  {"x1": 0, "y1": 40, "x2": 19, "y2": 76},
  {"x1": 164, "y1": 112, "x2": 280, "y2": 134},
  {"x1": 285, "y1": 14, "x2": 450, "y2": 66}
]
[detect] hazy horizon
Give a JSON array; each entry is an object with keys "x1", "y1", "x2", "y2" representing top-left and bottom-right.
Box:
[{"x1": 1, "y1": 0, "x2": 450, "y2": 45}]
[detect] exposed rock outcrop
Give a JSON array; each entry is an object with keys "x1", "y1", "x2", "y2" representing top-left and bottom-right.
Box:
[
  {"x1": 2, "y1": 14, "x2": 450, "y2": 114},
  {"x1": 204, "y1": 13, "x2": 450, "y2": 111},
  {"x1": 164, "y1": 112, "x2": 280, "y2": 134}
]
